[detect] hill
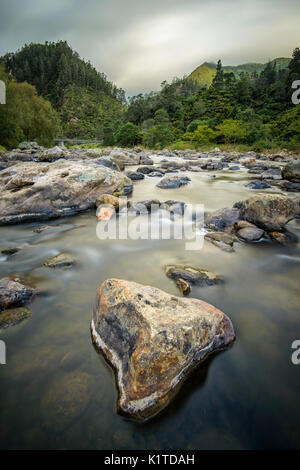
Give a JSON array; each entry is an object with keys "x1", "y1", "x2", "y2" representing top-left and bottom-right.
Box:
[
  {"x1": 188, "y1": 57, "x2": 290, "y2": 86},
  {"x1": 1, "y1": 41, "x2": 125, "y2": 139}
]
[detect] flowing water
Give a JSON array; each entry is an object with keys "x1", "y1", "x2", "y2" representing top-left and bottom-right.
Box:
[{"x1": 0, "y1": 157, "x2": 300, "y2": 449}]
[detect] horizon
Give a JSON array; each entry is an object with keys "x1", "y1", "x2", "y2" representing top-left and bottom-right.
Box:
[{"x1": 0, "y1": 0, "x2": 299, "y2": 95}]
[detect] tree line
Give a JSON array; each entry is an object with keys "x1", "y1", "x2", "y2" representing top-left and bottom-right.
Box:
[{"x1": 0, "y1": 42, "x2": 299, "y2": 151}]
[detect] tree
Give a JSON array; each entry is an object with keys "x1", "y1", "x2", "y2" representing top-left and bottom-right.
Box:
[
  {"x1": 192, "y1": 125, "x2": 217, "y2": 146},
  {"x1": 115, "y1": 122, "x2": 139, "y2": 146},
  {"x1": 0, "y1": 66, "x2": 61, "y2": 148},
  {"x1": 216, "y1": 119, "x2": 250, "y2": 144}
]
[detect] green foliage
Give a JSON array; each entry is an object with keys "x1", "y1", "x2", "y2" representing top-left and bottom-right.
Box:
[
  {"x1": 0, "y1": 66, "x2": 60, "y2": 148},
  {"x1": 192, "y1": 125, "x2": 218, "y2": 146},
  {"x1": 216, "y1": 119, "x2": 250, "y2": 144},
  {"x1": 115, "y1": 122, "x2": 140, "y2": 146},
  {"x1": 2, "y1": 41, "x2": 125, "y2": 107},
  {"x1": 142, "y1": 108, "x2": 175, "y2": 149},
  {"x1": 0, "y1": 41, "x2": 299, "y2": 151},
  {"x1": 59, "y1": 84, "x2": 123, "y2": 139}
]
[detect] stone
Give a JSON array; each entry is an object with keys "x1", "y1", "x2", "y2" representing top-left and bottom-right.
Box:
[
  {"x1": 1, "y1": 246, "x2": 23, "y2": 256},
  {"x1": 91, "y1": 279, "x2": 235, "y2": 421},
  {"x1": 261, "y1": 168, "x2": 282, "y2": 180},
  {"x1": 44, "y1": 252, "x2": 76, "y2": 269},
  {"x1": 205, "y1": 208, "x2": 241, "y2": 233},
  {"x1": 18, "y1": 141, "x2": 41, "y2": 151},
  {"x1": 237, "y1": 226, "x2": 264, "y2": 242},
  {"x1": 282, "y1": 160, "x2": 300, "y2": 182},
  {"x1": 204, "y1": 232, "x2": 235, "y2": 252},
  {"x1": 41, "y1": 371, "x2": 93, "y2": 432},
  {"x1": 0, "y1": 277, "x2": 36, "y2": 310},
  {"x1": 175, "y1": 278, "x2": 191, "y2": 296},
  {"x1": 0, "y1": 160, "x2": 131, "y2": 225},
  {"x1": 156, "y1": 176, "x2": 191, "y2": 189},
  {"x1": 165, "y1": 265, "x2": 221, "y2": 287},
  {"x1": 95, "y1": 194, "x2": 120, "y2": 210},
  {"x1": 127, "y1": 172, "x2": 145, "y2": 181},
  {"x1": 269, "y1": 231, "x2": 291, "y2": 245},
  {"x1": 97, "y1": 206, "x2": 116, "y2": 221},
  {"x1": 236, "y1": 194, "x2": 298, "y2": 231},
  {"x1": 136, "y1": 166, "x2": 155, "y2": 175},
  {"x1": 245, "y1": 180, "x2": 271, "y2": 190},
  {"x1": 0, "y1": 307, "x2": 32, "y2": 329}
]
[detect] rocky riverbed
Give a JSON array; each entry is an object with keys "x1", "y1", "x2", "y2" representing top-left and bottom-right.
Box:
[{"x1": 0, "y1": 142, "x2": 300, "y2": 447}]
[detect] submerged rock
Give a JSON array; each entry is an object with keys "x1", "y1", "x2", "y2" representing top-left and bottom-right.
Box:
[
  {"x1": 204, "y1": 232, "x2": 235, "y2": 252},
  {"x1": 156, "y1": 176, "x2": 191, "y2": 189},
  {"x1": 1, "y1": 246, "x2": 23, "y2": 256},
  {"x1": 0, "y1": 306, "x2": 32, "y2": 329},
  {"x1": 236, "y1": 194, "x2": 298, "y2": 231},
  {"x1": 44, "y1": 252, "x2": 76, "y2": 269},
  {"x1": 0, "y1": 277, "x2": 37, "y2": 310},
  {"x1": 91, "y1": 279, "x2": 235, "y2": 421},
  {"x1": 41, "y1": 371, "x2": 93, "y2": 432},
  {"x1": 165, "y1": 265, "x2": 221, "y2": 287},
  {"x1": 0, "y1": 160, "x2": 131, "y2": 225}
]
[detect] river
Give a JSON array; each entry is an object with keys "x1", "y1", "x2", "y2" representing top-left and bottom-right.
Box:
[{"x1": 0, "y1": 156, "x2": 300, "y2": 449}]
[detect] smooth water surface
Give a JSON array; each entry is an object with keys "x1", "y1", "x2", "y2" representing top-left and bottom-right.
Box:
[{"x1": 0, "y1": 159, "x2": 300, "y2": 449}]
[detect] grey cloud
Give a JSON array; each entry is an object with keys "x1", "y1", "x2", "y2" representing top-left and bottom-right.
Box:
[{"x1": 0, "y1": 0, "x2": 299, "y2": 95}]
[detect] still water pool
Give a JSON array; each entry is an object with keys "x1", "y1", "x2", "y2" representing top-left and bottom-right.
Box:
[{"x1": 0, "y1": 163, "x2": 300, "y2": 449}]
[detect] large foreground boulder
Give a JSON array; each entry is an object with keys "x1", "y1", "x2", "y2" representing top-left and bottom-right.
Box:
[
  {"x1": 236, "y1": 194, "x2": 298, "y2": 231},
  {"x1": 0, "y1": 160, "x2": 131, "y2": 224},
  {"x1": 91, "y1": 279, "x2": 235, "y2": 421}
]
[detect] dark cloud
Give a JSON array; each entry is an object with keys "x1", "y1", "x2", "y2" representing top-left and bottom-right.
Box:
[{"x1": 0, "y1": 0, "x2": 299, "y2": 95}]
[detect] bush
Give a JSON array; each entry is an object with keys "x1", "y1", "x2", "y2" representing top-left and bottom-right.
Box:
[
  {"x1": 216, "y1": 119, "x2": 250, "y2": 144},
  {"x1": 115, "y1": 122, "x2": 139, "y2": 146},
  {"x1": 192, "y1": 125, "x2": 218, "y2": 146}
]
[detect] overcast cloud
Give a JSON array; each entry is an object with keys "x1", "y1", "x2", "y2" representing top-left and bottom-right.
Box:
[{"x1": 0, "y1": 0, "x2": 299, "y2": 95}]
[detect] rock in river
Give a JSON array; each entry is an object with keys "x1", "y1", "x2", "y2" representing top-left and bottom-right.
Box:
[
  {"x1": 282, "y1": 160, "x2": 300, "y2": 182},
  {"x1": 236, "y1": 194, "x2": 298, "y2": 231},
  {"x1": 0, "y1": 307, "x2": 32, "y2": 330},
  {"x1": 165, "y1": 265, "x2": 221, "y2": 287},
  {"x1": 0, "y1": 277, "x2": 37, "y2": 310},
  {"x1": 91, "y1": 279, "x2": 235, "y2": 421},
  {"x1": 156, "y1": 176, "x2": 191, "y2": 189},
  {"x1": 0, "y1": 160, "x2": 131, "y2": 225},
  {"x1": 44, "y1": 252, "x2": 76, "y2": 269},
  {"x1": 237, "y1": 226, "x2": 264, "y2": 242},
  {"x1": 205, "y1": 207, "x2": 241, "y2": 233}
]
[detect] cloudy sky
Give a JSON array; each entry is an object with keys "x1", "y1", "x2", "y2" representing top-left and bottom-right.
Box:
[{"x1": 0, "y1": 0, "x2": 299, "y2": 95}]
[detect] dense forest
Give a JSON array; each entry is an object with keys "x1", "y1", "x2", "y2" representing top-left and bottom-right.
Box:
[{"x1": 0, "y1": 41, "x2": 299, "y2": 151}]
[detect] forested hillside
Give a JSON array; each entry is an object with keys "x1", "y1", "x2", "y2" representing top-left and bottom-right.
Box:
[
  {"x1": 0, "y1": 41, "x2": 125, "y2": 146},
  {"x1": 188, "y1": 58, "x2": 291, "y2": 87},
  {"x1": 123, "y1": 49, "x2": 300, "y2": 151},
  {"x1": 0, "y1": 42, "x2": 299, "y2": 151}
]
